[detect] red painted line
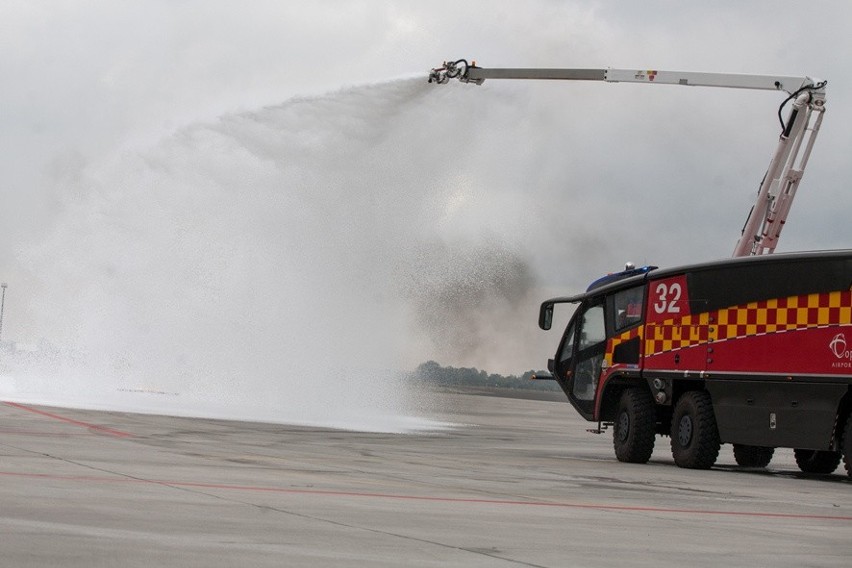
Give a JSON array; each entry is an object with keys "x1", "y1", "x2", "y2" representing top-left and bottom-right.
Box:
[
  {"x1": 2, "y1": 402, "x2": 133, "y2": 438},
  {"x1": 0, "y1": 470, "x2": 849, "y2": 522}
]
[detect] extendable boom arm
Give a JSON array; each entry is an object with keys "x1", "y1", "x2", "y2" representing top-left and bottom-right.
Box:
[
  {"x1": 429, "y1": 59, "x2": 819, "y2": 94},
  {"x1": 428, "y1": 59, "x2": 827, "y2": 256}
]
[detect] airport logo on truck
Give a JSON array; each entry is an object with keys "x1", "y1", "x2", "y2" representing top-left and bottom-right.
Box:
[{"x1": 830, "y1": 333, "x2": 852, "y2": 368}]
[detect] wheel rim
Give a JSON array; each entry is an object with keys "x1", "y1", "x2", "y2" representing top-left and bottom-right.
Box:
[
  {"x1": 617, "y1": 411, "x2": 630, "y2": 442},
  {"x1": 678, "y1": 415, "x2": 693, "y2": 447}
]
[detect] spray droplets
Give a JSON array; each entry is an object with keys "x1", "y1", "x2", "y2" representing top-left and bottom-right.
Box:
[{"x1": 5, "y1": 78, "x2": 539, "y2": 432}]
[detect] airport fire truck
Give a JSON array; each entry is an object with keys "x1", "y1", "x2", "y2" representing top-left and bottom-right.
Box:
[{"x1": 429, "y1": 60, "x2": 852, "y2": 476}]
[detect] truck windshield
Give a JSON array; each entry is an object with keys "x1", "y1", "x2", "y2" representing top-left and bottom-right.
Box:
[
  {"x1": 559, "y1": 320, "x2": 576, "y2": 364},
  {"x1": 573, "y1": 304, "x2": 605, "y2": 401}
]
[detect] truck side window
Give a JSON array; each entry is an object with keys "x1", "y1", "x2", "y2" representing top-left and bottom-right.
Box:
[
  {"x1": 578, "y1": 305, "x2": 606, "y2": 349},
  {"x1": 613, "y1": 285, "x2": 645, "y2": 332}
]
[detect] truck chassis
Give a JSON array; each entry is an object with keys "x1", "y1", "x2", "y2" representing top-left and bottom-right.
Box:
[{"x1": 539, "y1": 251, "x2": 852, "y2": 474}]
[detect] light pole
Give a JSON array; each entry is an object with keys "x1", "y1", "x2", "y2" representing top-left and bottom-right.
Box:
[{"x1": 0, "y1": 283, "x2": 6, "y2": 344}]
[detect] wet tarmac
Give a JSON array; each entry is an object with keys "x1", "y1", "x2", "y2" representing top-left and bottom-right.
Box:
[{"x1": 1, "y1": 392, "x2": 849, "y2": 567}]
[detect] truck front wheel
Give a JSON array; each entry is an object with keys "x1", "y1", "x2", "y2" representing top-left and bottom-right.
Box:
[
  {"x1": 793, "y1": 449, "x2": 841, "y2": 474},
  {"x1": 843, "y1": 416, "x2": 852, "y2": 477},
  {"x1": 670, "y1": 391, "x2": 720, "y2": 469},
  {"x1": 732, "y1": 444, "x2": 774, "y2": 468},
  {"x1": 612, "y1": 388, "x2": 656, "y2": 463}
]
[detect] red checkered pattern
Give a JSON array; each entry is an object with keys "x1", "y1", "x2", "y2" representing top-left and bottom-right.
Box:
[
  {"x1": 643, "y1": 290, "x2": 851, "y2": 356},
  {"x1": 645, "y1": 312, "x2": 711, "y2": 356}
]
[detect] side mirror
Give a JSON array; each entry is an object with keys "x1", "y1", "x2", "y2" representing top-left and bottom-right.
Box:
[{"x1": 539, "y1": 302, "x2": 554, "y2": 330}]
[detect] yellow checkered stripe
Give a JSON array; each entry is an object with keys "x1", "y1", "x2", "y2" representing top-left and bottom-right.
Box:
[
  {"x1": 607, "y1": 326, "x2": 643, "y2": 361},
  {"x1": 645, "y1": 290, "x2": 852, "y2": 356},
  {"x1": 645, "y1": 313, "x2": 711, "y2": 356}
]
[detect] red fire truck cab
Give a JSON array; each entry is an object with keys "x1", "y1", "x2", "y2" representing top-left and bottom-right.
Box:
[{"x1": 538, "y1": 250, "x2": 852, "y2": 475}]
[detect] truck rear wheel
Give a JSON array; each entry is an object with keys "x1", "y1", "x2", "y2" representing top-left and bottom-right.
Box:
[
  {"x1": 733, "y1": 444, "x2": 774, "y2": 468},
  {"x1": 670, "y1": 391, "x2": 720, "y2": 469},
  {"x1": 613, "y1": 389, "x2": 656, "y2": 464},
  {"x1": 793, "y1": 448, "x2": 841, "y2": 474}
]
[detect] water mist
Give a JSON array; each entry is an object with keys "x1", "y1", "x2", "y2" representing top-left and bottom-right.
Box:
[{"x1": 1, "y1": 78, "x2": 540, "y2": 432}]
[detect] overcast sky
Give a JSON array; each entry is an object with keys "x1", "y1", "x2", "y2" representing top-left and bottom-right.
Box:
[{"x1": 2, "y1": 0, "x2": 851, "y2": 380}]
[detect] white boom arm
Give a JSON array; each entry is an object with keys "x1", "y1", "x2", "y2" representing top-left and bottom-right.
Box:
[{"x1": 429, "y1": 60, "x2": 827, "y2": 257}]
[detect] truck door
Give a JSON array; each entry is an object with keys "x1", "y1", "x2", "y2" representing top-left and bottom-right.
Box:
[
  {"x1": 554, "y1": 301, "x2": 607, "y2": 419},
  {"x1": 643, "y1": 274, "x2": 710, "y2": 372}
]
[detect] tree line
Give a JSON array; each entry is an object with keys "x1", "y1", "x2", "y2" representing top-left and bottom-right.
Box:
[{"x1": 412, "y1": 360, "x2": 561, "y2": 392}]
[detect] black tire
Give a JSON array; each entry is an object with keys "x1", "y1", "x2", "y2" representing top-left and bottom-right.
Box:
[
  {"x1": 613, "y1": 389, "x2": 656, "y2": 463},
  {"x1": 732, "y1": 444, "x2": 775, "y2": 468},
  {"x1": 793, "y1": 448, "x2": 841, "y2": 474},
  {"x1": 843, "y1": 416, "x2": 852, "y2": 478},
  {"x1": 670, "y1": 391, "x2": 720, "y2": 469}
]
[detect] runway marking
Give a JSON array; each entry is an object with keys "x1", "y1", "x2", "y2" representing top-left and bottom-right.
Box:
[
  {"x1": 2, "y1": 402, "x2": 134, "y2": 438},
  {"x1": 0, "y1": 470, "x2": 849, "y2": 522}
]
